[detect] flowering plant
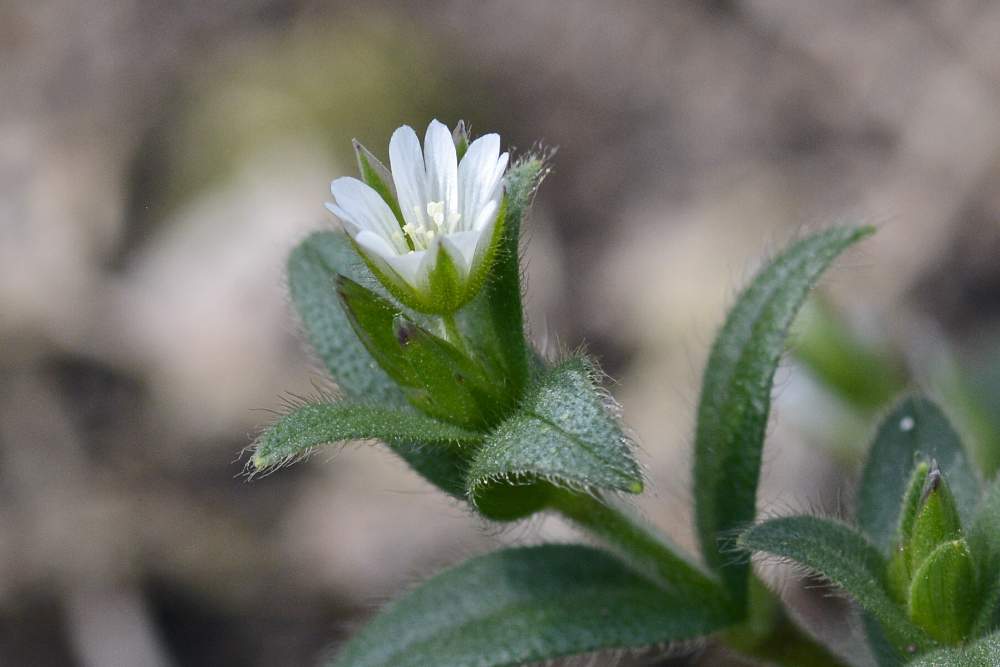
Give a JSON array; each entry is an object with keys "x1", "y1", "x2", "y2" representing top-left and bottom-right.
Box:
[{"x1": 252, "y1": 122, "x2": 1000, "y2": 666}]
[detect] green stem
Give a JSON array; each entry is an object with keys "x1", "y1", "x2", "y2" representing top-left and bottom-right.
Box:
[
  {"x1": 552, "y1": 490, "x2": 849, "y2": 667},
  {"x1": 551, "y1": 491, "x2": 730, "y2": 608}
]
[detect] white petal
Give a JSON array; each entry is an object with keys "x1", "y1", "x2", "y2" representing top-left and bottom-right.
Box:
[
  {"x1": 470, "y1": 198, "x2": 499, "y2": 233},
  {"x1": 389, "y1": 125, "x2": 428, "y2": 232},
  {"x1": 458, "y1": 134, "x2": 506, "y2": 233},
  {"x1": 423, "y1": 120, "x2": 459, "y2": 223},
  {"x1": 441, "y1": 230, "x2": 480, "y2": 276},
  {"x1": 325, "y1": 202, "x2": 362, "y2": 237},
  {"x1": 329, "y1": 177, "x2": 407, "y2": 253},
  {"x1": 356, "y1": 230, "x2": 427, "y2": 289}
]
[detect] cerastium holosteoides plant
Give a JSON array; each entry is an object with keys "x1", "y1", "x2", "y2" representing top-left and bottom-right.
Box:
[{"x1": 251, "y1": 120, "x2": 1000, "y2": 666}]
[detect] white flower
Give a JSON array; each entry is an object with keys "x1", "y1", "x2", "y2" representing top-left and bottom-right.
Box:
[{"x1": 326, "y1": 119, "x2": 509, "y2": 312}]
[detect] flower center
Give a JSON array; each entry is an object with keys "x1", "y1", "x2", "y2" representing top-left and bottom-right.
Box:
[{"x1": 400, "y1": 200, "x2": 461, "y2": 251}]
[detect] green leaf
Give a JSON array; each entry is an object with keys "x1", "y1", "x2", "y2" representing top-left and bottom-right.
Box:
[
  {"x1": 738, "y1": 515, "x2": 933, "y2": 653},
  {"x1": 908, "y1": 464, "x2": 963, "y2": 573},
  {"x1": 857, "y1": 397, "x2": 980, "y2": 556},
  {"x1": 287, "y1": 231, "x2": 468, "y2": 496},
  {"x1": 887, "y1": 462, "x2": 932, "y2": 603},
  {"x1": 908, "y1": 629, "x2": 1000, "y2": 666},
  {"x1": 467, "y1": 358, "x2": 643, "y2": 520},
  {"x1": 288, "y1": 231, "x2": 407, "y2": 407},
  {"x1": 480, "y1": 156, "x2": 544, "y2": 404},
  {"x1": 329, "y1": 544, "x2": 733, "y2": 667},
  {"x1": 693, "y1": 225, "x2": 874, "y2": 607},
  {"x1": 969, "y1": 476, "x2": 1000, "y2": 633},
  {"x1": 252, "y1": 403, "x2": 483, "y2": 470},
  {"x1": 907, "y1": 540, "x2": 977, "y2": 645}
]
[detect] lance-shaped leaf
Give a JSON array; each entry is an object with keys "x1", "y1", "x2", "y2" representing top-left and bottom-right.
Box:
[
  {"x1": 693, "y1": 225, "x2": 874, "y2": 607},
  {"x1": 287, "y1": 231, "x2": 469, "y2": 495},
  {"x1": 252, "y1": 403, "x2": 483, "y2": 470},
  {"x1": 329, "y1": 544, "x2": 733, "y2": 667},
  {"x1": 969, "y1": 477, "x2": 1000, "y2": 634},
  {"x1": 857, "y1": 397, "x2": 979, "y2": 555},
  {"x1": 739, "y1": 515, "x2": 933, "y2": 654},
  {"x1": 467, "y1": 358, "x2": 643, "y2": 520},
  {"x1": 909, "y1": 629, "x2": 1000, "y2": 666}
]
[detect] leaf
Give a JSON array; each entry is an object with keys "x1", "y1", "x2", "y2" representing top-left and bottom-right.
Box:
[
  {"x1": 857, "y1": 397, "x2": 980, "y2": 556},
  {"x1": 969, "y1": 477, "x2": 1000, "y2": 633},
  {"x1": 480, "y1": 156, "x2": 544, "y2": 403},
  {"x1": 329, "y1": 544, "x2": 733, "y2": 667},
  {"x1": 288, "y1": 231, "x2": 406, "y2": 407},
  {"x1": 467, "y1": 358, "x2": 643, "y2": 520},
  {"x1": 693, "y1": 225, "x2": 874, "y2": 607},
  {"x1": 908, "y1": 629, "x2": 1000, "y2": 666},
  {"x1": 287, "y1": 231, "x2": 468, "y2": 495},
  {"x1": 252, "y1": 403, "x2": 483, "y2": 470},
  {"x1": 739, "y1": 515, "x2": 933, "y2": 653},
  {"x1": 907, "y1": 540, "x2": 977, "y2": 645},
  {"x1": 337, "y1": 276, "x2": 500, "y2": 429}
]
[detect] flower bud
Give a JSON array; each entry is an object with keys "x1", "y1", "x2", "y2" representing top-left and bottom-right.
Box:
[{"x1": 907, "y1": 539, "x2": 977, "y2": 644}]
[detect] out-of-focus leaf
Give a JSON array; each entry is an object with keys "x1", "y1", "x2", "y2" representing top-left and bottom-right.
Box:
[
  {"x1": 252, "y1": 403, "x2": 482, "y2": 470},
  {"x1": 329, "y1": 544, "x2": 733, "y2": 667},
  {"x1": 693, "y1": 225, "x2": 874, "y2": 608},
  {"x1": 793, "y1": 296, "x2": 906, "y2": 411},
  {"x1": 739, "y1": 515, "x2": 933, "y2": 654},
  {"x1": 857, "y1": 397, "x2": 979, "y2": 555},
  {"x1": 467, "y1": 358, "x2": 643, "y2": 520},
  {"x1": 969, "y1": 477, "x2": 1000, "y2": 634},
  {"x1": 287, "y1": 231, "x2": 468, "y2": 495}
]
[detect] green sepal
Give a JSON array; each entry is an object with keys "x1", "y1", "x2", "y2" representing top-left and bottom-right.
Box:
[
  {"x1": 907, "y1": 539, "x2": 978, "y2": 645},
  {"x1": 425, "y1": 241, "x2": 467, "y2": 314},
  {"x1": 909, "y1": 463, "x2": 963, "y2": 573},
  {"x1": 887, "y1": 462, "x2": 931, "y2": 602},
  {"x1": 452, "y1": 120, "x2": 469, "y2": 160},
  {"x1": 467, "y1": 357, "x2": 644, "y2": 521},
  {"x1": 353, "y1": 138, "x2": 405, "y2": 234},
  {"x1": 909, "y1": 629, "x2": 1000, "y2": 666},
  {"x1": 252, "y1": 402, "x2": 483, "y2": 470}
]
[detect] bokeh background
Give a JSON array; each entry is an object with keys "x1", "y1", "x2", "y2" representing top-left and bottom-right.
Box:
[{"x1": 4, "y1": 1, "x2": 1000, "y2": 665}]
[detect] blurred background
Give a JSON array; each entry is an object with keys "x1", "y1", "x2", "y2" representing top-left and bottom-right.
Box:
[{"x1": 3, "y1": 1, "x2": 1000, "y2": 665}]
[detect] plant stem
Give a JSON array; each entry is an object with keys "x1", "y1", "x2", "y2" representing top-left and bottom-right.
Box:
[
  {"x1": 552, "y1": 491, "x2": 850, "y2": 667},
  {"x1": 551, "y1": 491, "x2": 730, "y2": 608}
]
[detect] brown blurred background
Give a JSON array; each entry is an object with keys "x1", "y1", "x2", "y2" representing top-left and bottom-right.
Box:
[{"x1": 3, "y1": 1, "x2": 1000, "y2": 665}]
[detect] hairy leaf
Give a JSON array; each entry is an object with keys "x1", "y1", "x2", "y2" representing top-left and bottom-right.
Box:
[
  {"x1": 969, "y1": 477, "x2": 1000, "y2": 633},
  {"x1": 329, "y1": 544, "x2": 732, "y2": 667},
  {"x1": 857, "y1": 397, "x2": 979, "y2": 555},
  {"x1": 253, "y1": 403, "x2": 482, "y2": 469},
  {"x1": 908, "y1": 629, "x2": 1000, "y2": 666},
  {"x1": 739, "y1": 515, "x2": 932, "y2": 653},
  {"x1": 693, "y1": 225, "x2": 874, "y2": 607},
  {"x1": 467, "y1": 358, "x2": 643, "y2": 520},
  {"x1": 287, "y1": 231, "x2": 468, "y2": 495},
  {"x1": 480, "y1": 156, "x2": 543, "y2": 403}
]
